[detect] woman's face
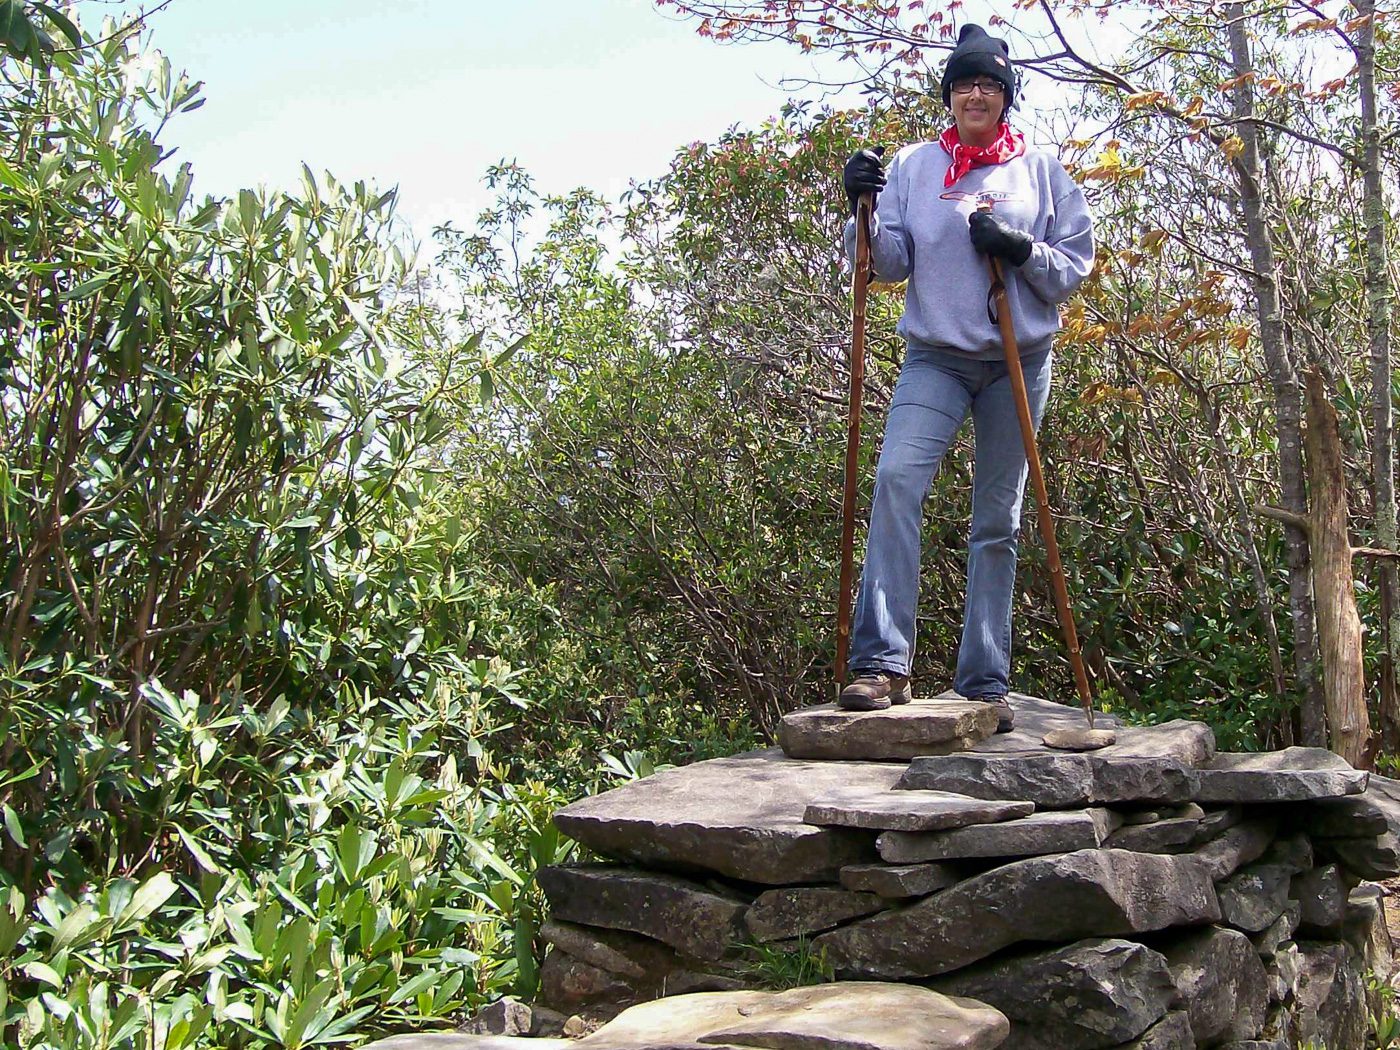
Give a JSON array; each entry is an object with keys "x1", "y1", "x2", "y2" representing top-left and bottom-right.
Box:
[{"x1": 949, "y1": 77, "x2": 1006, "y2": 143}]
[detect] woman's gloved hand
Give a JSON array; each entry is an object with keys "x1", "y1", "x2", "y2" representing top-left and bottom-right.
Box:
[
  {"x1": 969, "y1": 210, "x2": 1034, "y2": 266},
  {"x1": 842, "y1": 146, "x2": 886, "y2": 216}
]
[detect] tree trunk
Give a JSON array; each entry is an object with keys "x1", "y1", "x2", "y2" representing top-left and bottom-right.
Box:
[
  {"x1": 1303, "y1": 369, "x2": 1372, "y2": 766},
  {"x1": 1226, "y1": 7, "x2": 1324, "y2": 745},
  {"x1": 1355, "y1": 0, "x2": 1400, "y2": 752}
]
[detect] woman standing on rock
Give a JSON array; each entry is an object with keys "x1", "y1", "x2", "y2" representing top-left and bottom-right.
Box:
[{"x1": 836, "y1": 24, "x2": 1096, "y2": 728}]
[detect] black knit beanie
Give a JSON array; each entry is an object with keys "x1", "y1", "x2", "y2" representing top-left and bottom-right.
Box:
[{"x1": 940, "y1": 24, "x2": 1017, "y2": 109}]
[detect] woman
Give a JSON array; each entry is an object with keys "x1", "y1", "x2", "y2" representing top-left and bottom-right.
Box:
[{"x1": 837, "y1": 24, "x2": 1095, "y2": 729}]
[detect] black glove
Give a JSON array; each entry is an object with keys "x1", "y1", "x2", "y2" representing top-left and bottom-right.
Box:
[
  {"x1": 842, "y1": 146, "x2": 886, "y2": 216},
  {"x1": 969, "y1": 210, "x2": 1034, "y2": 267}
]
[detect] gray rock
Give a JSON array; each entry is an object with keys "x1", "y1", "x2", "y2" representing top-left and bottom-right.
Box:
[
  {"x1": 1103, "y1": 815, "x2": 1199, "y2": 854},
  {"x1": 964, "y1": 702, "x2": 1201, "y2": 763},
  {"x1": 537, "y1": 919, "x2": 748, "y2": 988},
  {"x1": 1316, "y1": 831, "x2": 1400, "y2": 879},
  {"x1": 1294, "y1": 942, "x2": 1367, "y2": 1050},
  {"x1": 878, "y1": 809, "x2": 1120, "y2": 863},
  {"x1": 1213, "y1": 1042, "x2": 1286, "y2": 1050},
  {"x1": 1192, "y1": 805, "x2": 1243, "y2": 843},
  {"x1": 927, "y1": 937, "x2": 1178, "y2": 1049},
  {"x1": 576, "y1": 983, "x2": 1012, "y2": 1050},
  {"x1": 1160, "y1": 925, "x2": 1268, "y2": 1045},
  {"x1": 1193, "y1": 747, "x2": 1368, "y2": 803},
  {"x1": 1191, "y1": 817, "x2": 1278, "y2": 879},
  {"x1": 929, "y1": 691, "x2": 1122, "y2": 753},
  {"x1": 1343, "y1": 884, "x2": 1394, "y2": 981},
  {"x1": 743, "y1": 887, "x2": 886, "y2": 942},
  {"x1": 1107, "y1": 1011, "x2": 1192, "y2": 1049},
  {"x1": 1293, "y1": 863, "x2": 1347, "y2": 937},
  {"x1": 898, "y1": 749, "x2": 1199, "y2": 810},
  {"x1": 552, "y1": 749, "x2": 898, "y2": 884},
  {"x1": 529, "y1": 1005, "x2": 571, "y2": 1037},
  {"x1": 803, "y1": 787, "x2": 1034, "y2": 832},
  {"x1": 461, "y1": 998, "x2": 534, "y2": 1037},
  {"x1": 1216, "y1": 863, "x2": 1294, "y2": 933},
  {"x1": 1258, "y1": 832, "x2": 1312, "y2": 873},
  {"x1": 1266, "y1": 941, "x2": 1300, "y2": 1003},
  {"x1": 541, "y1": 920, "x2": 684, "y2": 981},
  {"x1": 1290, "y1": 794, "x2": 1392, "y2": 837},
  {"x1": 539, "y1": 950, "x2": 641, "y2": 1014},
  {"x1": 1250, "y1": 901, "x2": 1300, "y2": 959},
  {"x1": 538, "y1": 866, "x2": 747, "y2": 961},
  {"x1": 839, "y1": 862, "x2": 960, "y2": 899},
  {"x1": 778, "y1": 699, "x2": 998, "y2": 761},
  {"x1": 1117, "y1": 809, "x2": 1163, "y2": 826},
  {"x1": 814, "y1": 849, "x2": 1220, "y2": 978}
]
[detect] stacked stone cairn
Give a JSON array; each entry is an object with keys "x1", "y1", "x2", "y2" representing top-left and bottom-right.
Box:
[{"x1": 525, "y1": 694, "x2": 1400, "y2": 1050}]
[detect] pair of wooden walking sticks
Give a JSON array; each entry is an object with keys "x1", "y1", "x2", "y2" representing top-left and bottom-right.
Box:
[{"x1": 834, "y1": 194, "x2": 1108, "y2": 747}]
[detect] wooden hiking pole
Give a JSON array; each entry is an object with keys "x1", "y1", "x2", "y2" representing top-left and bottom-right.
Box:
[
  {"x1": 979, "y1": 205, "x2": 1098, "y2": 732},
  {"x1": 835, "y1": 194, "x2": 873, "y2": 689}
]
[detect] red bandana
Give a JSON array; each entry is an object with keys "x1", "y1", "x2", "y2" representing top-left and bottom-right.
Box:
[{"x1": 940, "y1": 123, "x2": 1027, "y2": 188}]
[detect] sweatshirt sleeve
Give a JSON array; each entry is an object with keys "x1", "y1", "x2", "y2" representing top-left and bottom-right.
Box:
[
  {"x1": 1017, "y1": 171, "x2": 1095, "y2": 305},
  {"x1": 842, "y1": 148, "x2": 913, "y2": 283}
]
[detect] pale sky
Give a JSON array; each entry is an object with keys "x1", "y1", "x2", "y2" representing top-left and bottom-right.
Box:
[{"x1": 75, "y1": 0, "x2": 856, "y2": 238}]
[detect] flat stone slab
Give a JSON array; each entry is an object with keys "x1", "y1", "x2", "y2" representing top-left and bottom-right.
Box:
[
  {"x1": 1192, "y1": 817, "x2": 1278, "y2": 879},
  {"x1": 804, "y1": 787, "x2": 1034, "y2": 832},
  {"x1": 1293, "y1": 771, "x2": 1400, "y2": 837},
  {"x1": 1193, "y1": 747, "x2": 1368, "y2": 803},
  {"x1": 1104, "y1": 815, "x2": 1200, "y2": 854},
  {"x1": 897, "y1": 718, "x2": 1213, "y2": 809},
  {"x1": 813, "y1": 848, "x2": 1220, "y2": 978},
  {"x1": 898, "y1": 750, "x2": 1198, "y2": 809},
  {"x1": 743, "y1": 887, "x2": 886, "y2": 942},
  {"x1": 839, "y1": 862, "x2": 960, "y2": 898},
  {"x1": 553, "y1": 749, "x2": 902, "y2": 884},
  {"x1": 582, "y1": 984, "x2": 1010, "y2": 1050},
  {"x1": 365, "y1": 984, "x2": 1011, "y2": 1050},
  {"x1": 947, "y1": 692, "x2": 1124, "y2": 753},
  {"x1": 537, "y1": 866, "x2": 746, "y2": 961},
  {"x1": 877, "y1": 809, "x2": 1121, "y2": 863},
  {"x1": 778, "y1": 699, "x2": 998, "y2": 761}
]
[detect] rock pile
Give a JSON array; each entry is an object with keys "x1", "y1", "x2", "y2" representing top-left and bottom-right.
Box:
[{"x1": 535, "y1": 694, "x2": 1399, "y2": 1050}]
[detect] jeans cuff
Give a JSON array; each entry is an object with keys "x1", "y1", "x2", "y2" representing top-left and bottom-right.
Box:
[{"x1": 850, "y1": 659, "x2": 910, "y2": 678}]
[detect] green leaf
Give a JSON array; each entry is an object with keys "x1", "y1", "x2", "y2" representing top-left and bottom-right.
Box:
[
  {"x1": 31, "y1": 3, "x2": 79, "y2": 50},
  {"x1": 2, "y1": 805, "x2": 24, "y2": 849},
  {"x1": 336, "y1": 824, "x2": 376, "y2": 883},
  {"x1": 22, "y1": 960, "x2": 61, "y2": 988},
  {"x1": 112, "y1": 872, "x2": 177, "y2": 932},
  {"x1": 0, "y1": 1, "x2": 35, "y2": 60},
  {"x1": 175, "y1": 824, "x2": 219, "y2": 873},
  {"x1": 386, "y1": 968, "x2": 439, "y2": 1005},
  {"x1": 283, "y1": 978, "x2": 335, "y2": 1049}
]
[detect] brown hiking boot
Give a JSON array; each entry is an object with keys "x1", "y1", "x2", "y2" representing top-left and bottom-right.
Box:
[
  {"x1": 839, "y1": 671, "x2": 912, "y2": 711},
  {"x1": 969, "y1": 695, "x2": 1015, "y2": 733}
]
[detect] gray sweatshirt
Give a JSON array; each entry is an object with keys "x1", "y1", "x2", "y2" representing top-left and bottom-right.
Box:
[{"x1": 843, "y1": 142, "x2": 1095, "y2": 359}]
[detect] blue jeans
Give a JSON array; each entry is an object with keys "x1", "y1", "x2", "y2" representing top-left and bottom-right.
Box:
[{"x1": 849, "y1": 346, "x2": 1053, "y2": 697}]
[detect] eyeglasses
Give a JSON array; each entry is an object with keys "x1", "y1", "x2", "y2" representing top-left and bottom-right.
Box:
[{"x1": 951, "y1": 78, "x2": 1005, "y2": 96}]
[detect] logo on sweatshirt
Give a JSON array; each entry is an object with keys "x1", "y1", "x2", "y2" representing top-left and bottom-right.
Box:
[{"x1": 940, "y1": 190, "x2": 1018, "y2": 208}]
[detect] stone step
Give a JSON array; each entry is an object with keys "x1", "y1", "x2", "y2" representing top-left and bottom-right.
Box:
[
  {"x1": 777, "y1": 698, "x2": 998, "y2": 761},
  {"x1": 897, "y1": 720, "x2": 1216, "y2": 809},
  {"x1": 552, "y1": 748, "x2": 902, "y2": 884}
]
